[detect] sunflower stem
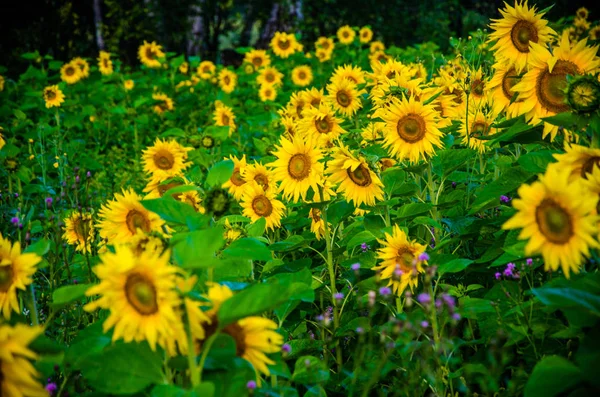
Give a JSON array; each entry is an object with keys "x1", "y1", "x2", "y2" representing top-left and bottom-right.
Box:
[
  {"x1": 186, "y1": 319, "x2": 200, "y2": 387},
  {"x1": 427, "y1": 162, "x2": 440, "y2": 250},
  {"x1": 197, "y1": 331, "x2": 219, "y2": 384},
  {"x1": 28, "y1": 284, "x2": 39, "y2": 326}
]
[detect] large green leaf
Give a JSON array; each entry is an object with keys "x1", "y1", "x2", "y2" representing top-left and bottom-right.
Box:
[
  {"x1": 292, "y1": 356, "x2": 330, "y2": 384},
  {"x1": 52, "y1": 284, "x2": 92, "y2": 307},
  {"x1": 206, "y1": 159, "x2": 234, "y2": 187},
  {"x1": 223, "y1": 237, "x2": 272, "y2": 261},
  {"x1": 533, "y1": 287, "x2": 600, "y2": 317},
  {"x1": 524, "y1": 355, "x2": 582, "y2": 397},
  {"x1": 469, "y1": 167, "x2": 532, "y2": 214},
  {"x1": 141, "y1": 197, "x2": 200, "y2": 225},
  {"x1": 172, "y1": 228, "x2": 225, "y2": 268}
]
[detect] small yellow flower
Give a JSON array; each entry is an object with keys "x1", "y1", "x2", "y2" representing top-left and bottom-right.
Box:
[
  {"x1": 53, "y1": 162, "x2": 59, "y2": 168},
  {"x1": 124, "y1": 80, "x2": 134, "y2": 90}
]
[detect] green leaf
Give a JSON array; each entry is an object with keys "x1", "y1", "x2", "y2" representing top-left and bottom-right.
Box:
[
  {"x1": 327, "y1": 200, "x2": 354, "y2": 224},
  {"x1": 203, "y1": 125, "x2": 230, "y2": 141},
  {"x1": 517, "y1": 150, "x2": 557, "y2": 173},
  {"x1": 346, "y1": 230, "x2": 377, "y2": 250},
  {"x1": 223, "y1": 237, "x2": 272, "y2": 261},
  {"x1": 382, "y1": 168, "x2": 406, "y2": 195},
  {"x1": 270, "y1": 235, "x2": 305, "y2": 252},
  {"x1": 524, "y1": 356, "x2": 582, "y2": 397},
  {"x1": 14, "y1": 109, "x2": 27, "y2": 121},
  {"x1": 141, "y1": 197, "x2": 199, "y2": 225},
  {"x1": 292, "y1": 356, "x2": 330, "y2": 384},
  {"x1": 438, "y1": 258, "x2": 473, "y2": 275},
  {"x1": 469, "y1": 167, "x2": 532, "y2": 214},
  {"x1": 52, "y1": 284, "x2": 92, "y2": 307},
  {"x1": 532, "y1": 287, "x2": 600, "y2": 316},
  {"x1": 24, "y1": 238, "x2": 50, "y2": 256},
  {"x1": 160, "y1": 127, "x2": 186, "y2": 138},
  {"x1": 246, "y1": 217, "x2": 266, "y2": 237},
  {"x1": 206, "y1": 160, "x2": 234, "y2": 187},
  {"x1": 172, "y1": 228, "x2": 225, "y2": 268},
  {"x1": 395, "y1": 202, "x2": 432, "y2": 219}
]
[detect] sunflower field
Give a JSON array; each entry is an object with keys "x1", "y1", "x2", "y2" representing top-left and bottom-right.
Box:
[{"x1": 2, "y1": 1, "x2": 600, "y2": 396}]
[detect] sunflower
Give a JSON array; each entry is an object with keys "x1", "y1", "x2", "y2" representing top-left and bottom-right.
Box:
[
  {"x1": 152, "y1": 92, "x2": 174, "y2": 114},
  {"x1": 0, "y1": 130, "x2": 5, "y2": 150},
  {"x1": 297, "y1": 103, "x2": 346, "y2": 146},
  {"x1": 372, "y1": 225, "x2": 427, "y2": 296},
  {"x1": 327, "y1": 143, "x2": 384, "y2": 207},
  {"x1": 376, "y1": 96, "x2": 444, "y2": 163},
  {"x1": 316, "y1": 48, "x2": 333, "y2": 63},
  {"x1": 337, "y1": 25, "x2": 356, "y2": 45},
  {"x1": 241, "y1": 182, "x2": 285, "y2": 231},
  {"x1": 503, "y1": 164, "x2": 599, "y2": 278},
  {"x1": 331, "y1": 64, "x2": 366, "y2": 86},
  {"x1": 359, "y1": 26, "x2": 373, "y2": 43},
  {"x1": 462, "y1": 67, "x2": 488, "y2": 106},
  {"x1": 222, "y1": 155, "x2": 248, "y2": 201},
  {"x1": 142, "y1": 138, "x2": 191, "y2": 182},
  {"x1": 257, "y1": 66, "x2": 284, "y2": 87},
  {"x1": 243, "y1": 162, "x2": 274, "y2": 193},
  {"x1": 309, "y1": 207, "x2": 327, "y2": 240},
  {"x1": 0, "y1": 234, "x2": 41, "y2": 319},
  {"x1": 0, "y1": 75, "x2": 5, "y2": 92},
  {"x1": 60, "y1": 61, "x2": 82, "y2": 84},
  {"x1": 259, "y1": 84, "x2": 277, "y2": 102},
  {"x1": 315, "y1": 37, "x2": 335, "y2": 52},
  {"x1": 512, "y1": 31, "x2": 600, "y2": 140},
  {"x1": 144, "y1": 178, "x2": 205, "y2": 214},
  {"x1": 218, "y1": 69, "x2": 237, "y2": 94},
  {"x1": 369, "y1": 74, "x2": 425, "y2": 109},
  {"x1": 269, "y1": 134, "x2": 324, "y2": 203},
  {"x1": 244, "y1": 49, "x2": 271, "y2": 69},
  {"x1": 488, "y1": 0, "x2": 556, "y2": 73},
  {"x1": 138, "y1": 41, "x2": 165, "y2": 68},
  {"x1": 280, "y1": 115, "x2": 299, "y2": 138},
  {"x1": 576, "y1": 7, "x2": 589, "y2": 20},
  {"x1": 301, "y1": 87, "x2": 325, "y2": 108},
  {"x1": 213, "y1": 104, "x2": 236, "y2": 136},
  {"x1": 71, "y1": 57, "x2": 90, "y2": 79},
  {"x1": 85, "y1": 244, "x2": 186, "y2": 352},
  {"x1": 287, "y1": 92, "x2": 307, "y2": 119},
  {"x1": 553, "y1": 143, "x2": 600, "y2": 183},
  {"x1": 124, "y1": 79, "x2": 135, "y2": 90},
  {"x1": 459, "y1": 107, "x2": 500, "y2": 153},
  {"x1": 270, "y1": 32, "x2": 299, "y2": 58},
  {"x1": 128, "y1": 229, "x2": 166, "y2": 256},
  {"x1": 360, "y1": 122, "x2": 385, "y2": 146},
  {"x1": 179, "y1": 62, "x2": 189, "y2": 74},
  {"x1": 326, "y1": 78, "x2": 364, "y2": 117},
  {"x1": 97, "y1": 189, "x2": 165, "y2": 244},
  {"x1": 590, "y1": 26, "x2": 600, "y2": 41},
  {"x1": 370, "y1": 41, "x2": 385, "y2": 53},
  {"x1": 488, "y1": 61, "x2": 527, "y2": 117},
  {"x1": 223, "y1": 219, "x2": 244, "y2": 242},
  {"x1": 291, "y1": 65, "x2": 313, "y2": 87},
  {"x1": 98, "y1": 51, "x2": 113, "y2": 75},
  {"x1": 205, "y1": 188, "x2": 231, "y2": 217},
  {"x1": 63, "y1": 211, "x2": 95, "y2": 253},
  {"x1": 197, "y1": 61, "x2": 216, "y2": 80},
  {"x1": 0, "y1": 324, "x2": 47, "y2": 397},
  {"x1": 421, "y1": 87, "x2": 458, "y2": 128},
  {"x1": 43, "y1": 85, "x2": 65, "y2": 109},
  {"x1": 369, "y1": 51, "x2": 391, "y2": 66}
]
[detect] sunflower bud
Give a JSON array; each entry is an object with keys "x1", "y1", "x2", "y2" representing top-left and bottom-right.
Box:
[{"x1": 566, "y1": 74, "x2": 600, "y2": 113}]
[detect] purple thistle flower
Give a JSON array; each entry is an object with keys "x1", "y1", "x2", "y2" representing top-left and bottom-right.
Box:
[
  {"x1": 351, "y1": 263, "x2": 360, "y2": 271},
  {"x1": 418, "y1": 252, "x2": 430, "y2": 262},
  {"x1": 420, "y1": 321, "x2": 429, "y2": 328},
  {"x1": 503, "y1": 267, "x2": 513, "y2": 277},
  {"x1": 10, "y1": 216, "x2": 19, "y2": 225},
  {"x1": 452, "y1": 313, "x2": 461, "y2": 321},
  {"x1": 417, "y1": 293, "x2": 431, "y2": 304},
  {"x1": 495, "y1": 272, "x2": 501, "y2": 280},
  {"x1": 379, "y1": 286, "x2": 392, "y2": 296},
  {"x1": 282, "y1": 343, "x2": 291, "y2": 354},
  {"x1": 246, "y1": 380, "x2": 257, "y2": 390},
  {"x1": 334, "y1": 292, "x2": 344, "y2": 301},
  {"x1": 45, "y1": 383, "x2": 58, "y2": 395},
  {"x1": 442, "y1": 294, "x2": 456, "y2": 309},
  {"x1": 360, "y1": 242, "x2": 370, "y2": 252},
  {"x1": 500, "y1": 195, "x2": 511, "y2": 204},
  {"x1": 526, "y1": 258, "x2": 533, "y2": 266},
  {"x1": 45, "y1": 197, "x2": 53, "y2": 208},
  {"x1": 356, "y1": 327, "x2": 364, "y2": 334}
]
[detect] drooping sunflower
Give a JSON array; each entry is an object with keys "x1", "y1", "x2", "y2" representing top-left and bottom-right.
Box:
[
  {"x1": 376, "y1": 96, "x2": 444, "y2": 163},
  {"x1": 60, "y1": 61, "x2": 82, "y2": 84},
  {"x1": 128, "y1": 229, "x2": 166, "y2": 257},
  {"x1": 243, "y1": 162, "x2": 274, "y2": 193},
  {"x1": 370, "y1": 41, "x2": 385, "y2": 53},
  {"x1": 244, "y1": 49, "x2": 271, "y2": 69},
  {"x1": 152, "y1": 92, "x2": 174, "y2": 114},
  {"x1": 337, "y1": 25, "x2": 356, "y2": 45},
  {"x1": 503, "y1": 164, "x2": 599, "y2": 278},
  {"x1": 512, "y1": 31, "x2": 600, "y2": 140},
  {"x1": 138, "y1": 41, "x2": 165, "y2": 68},
  {"x1": 309, "y1": 207, "x2": 327, "y2": 240},
  {"x1": 223, "y1": 218, "x2": 244, "y2": 242},
  {"x1": 43, "y1": 85, "x2": 65, "y2": 109},
  {"x1": 297, "y1": 103, "x2": 346, "y2": 146},
  {"x1": 213, "y1": 104, "x2": 236, "y2": 136},
  {"x1": 459, "y1": 107, "x2": 500, "y2": 153},
  {"x1": 301, "y1": 87, "x2": 325, "y2": 109},
  {"x1": 98, "y1": 50, "x2": 113, "y2": 75},
  {"x1": 197, "y1": 61, "x2": 216, "y2": 80},
  {"x1": 0, "y1": 324, "x2": 47, "y2": 396},
  {"x1": 257, "y1": 66, "x2": 284, "y2": 87},
  {"x1": 241, "y1": 182, "x2": 286, "y2": 231},
  {"x1": 73, "y1": 57, "x2": 90, "y2": 78},
  {"x1": 326, "y1": 78, "x2": 364, "y2": 117},
  {"x1": 488, "y1": 61, "x2": 527, "y2": 117},
  {"x1": 218, "y1": 69, "x2": 237, "y2": 94},
  {"x1": 124, "y1": 79, "x2": 135, "y2": 90},
  {"x1": 142, "y1": 138, "x2": 191, "y2": 183},
  {"x1": 259, "y1": 84, "x2": 277, "y2": 102},
  {"x1": 372, "y1": 225, "x2": 427, "y2": 296},
  {"x1": 63, "y1": 211, "x2": 95, "y2": 253},
  {"x1": 359, "y1": 26, "x2": 373, "y2": 43},
  {"x1": 331, "y1": 64, "x2": 366, "y2": 86},
  {"x1": 553, "y1": 143, "x2": 600, "y2": 183},
  {"x1": 85, "y1": 244, "x2": 186, "y2": 352},
  {"x1": 488, "y1": 0, "x2": 556, "y2": 72},
  {"x1": 360, "y1": 122, "x2": 385, "y2": 146},
  {"x1": 222, "y1": 155, "x2": 248, "y2": 201},
  {"x1": 369, "y1": 50, "x2": 391, "y2": 67},
  {"x1": 205, "y1": 188, "x2": 231, "y2": 217},
  {"x1": 0, "y1": 234, "x2": 41, "y2": 319},
  {"x1": 97, "y1": 189, "x2": 165, "y2": 244},
  {"x1": 270, "y1": 32, "x2": 299, "y2": 58},
  {"x1": 327, "y1": 143, "x2": 385, "y2": 207},
  {"x1": 287, "y1": 92, "x2": 307, "y2": 119},
  {"x1": 291, "y1": 65, "x2": 313, "y2": 87},
  {"x1": 269, "y1": 134, "x2": 324, "y2": 203}
]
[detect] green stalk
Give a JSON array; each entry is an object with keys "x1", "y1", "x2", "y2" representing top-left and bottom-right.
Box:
[{"x1": 198, "y1": 332, "x2": 219, "y2": 383}]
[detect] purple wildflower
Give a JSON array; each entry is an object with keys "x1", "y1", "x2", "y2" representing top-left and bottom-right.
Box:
[
  {"x1": 526, "y1": 258, "x2": 533, "y2": 266},
  {"x1": 246, "y1": 380, "x2": 257, "y2": 390},
  {"x1": 351, "y1": 263, "x2": 360, "y2": 271},
  {"x1": 495, "y1": 272, "x2": 501, "y2": 280},
  {"x1": 417, "y1": 293, "x2": 431, "y2": 304},
  {"x1": 45, "y1": 383, "x2": 58, "y2": 395},
  {"x1": 360, "y1": 242, "x2": 370, "y2": 252},
  {"x1": 500, "y1": 195, "x2": 511, "y2": 203},
  {"x1": 10, "y1": 217, "x2": 19, "y2": 225},
  {"x1": 379, "y1": 286, "x2": 392, "y2": 296},
  {"x1": 282, "y1": 343, "x2": 291, "y2": 354},
  {"x1": 420, "y1": 321, "x2": 429, "y2": 328},
  {"x1": 418, "y1": 252, "x2": 430, "y2": 262}
]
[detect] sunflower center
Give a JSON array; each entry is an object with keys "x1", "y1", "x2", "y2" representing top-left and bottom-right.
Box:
[
  {"x1": 315, "y1": 117, "x2": 332, "y2": 134},
  {"x1": 73, "y1": 217, "x2": 91, "y2": 240},
  {"x1": 311, "y1": 98, "x2": 321, "y2": 107},
  {"x1": 471, "y1": 79, "x2": 484, "y2": 97},
  {"x1": 581, "y1": 156, "x2": 600, "y2": 178},
  {"x1": 202, "y1": 136, "x2": 214, "y2": 148},
  {"x1": 103, "y1": 59, "x2": 109, "y2": 68},
  {"x1": 342, "y1": 31, "x2": 349, "y2": 38},
  {"x1": 346, "y1": 164, "x2": 372, "y2": 187},
  {"x1": 254, "y1": 174, "x2": 269, "y2": 190},
  {"x1": 296, "y1": 102, "x2": 305, "y2": 119},
  {"x1": 252, "y1": 57, "x2": 262, "y2": 67},
  {"x1": 510, "y1": 20, "x2": 538, "y2": 53},
  {"x1": 0, "y1": 265, "x2": 14, "y2": 292},
  {"x1": 158, "y1": 182, "x2": 182, "y2": 197},
  {"x1": 278, "y1": 40, "x2": 290, "y2": 50},
  {"x1": 221, "y1": 114, "x2": 230, "y2": 125},
  {"x1": 395, "y1": 248, "x2": 415, "y2": 270},
  {"x1": 321, "y1": 42, "x2": 330, "y2": 50},
  {"x1": 265, "y1": 88, "x2": 273, "y2": 97},
  {"x1": 535, "y1": 199, "x2": 574, "y2": 244},
  {"x1": 224, "y1": 76, "x2": 231, "y2": 85},
  {"x1": 536, "y1": 60, "x2": 580, "y2": 114},
  {"x1": 310, "y1": 208, "x2": 321, "y2": 222},
  {"x1": 288, "y1": 153, "x2": 310, "y2": 180},
  {"x1": 336, "y1": 91, "x2": 351, "y2": 107},
  {"x1": 223, "y1": 322, "x2": 246, "y2": 356},
  {"x1": 203, "y1": 66, "x2": 211, "y2": 73},
  {"x1": 397, "y1": 114, "x2": 427, "y2": 143},
  {"x1": 251, "y1": 195, "x2": 273, "y2": 217},
  {"x1": 266, "y1": 73, "x2": 275, "y2": 83},
  {"x1": 299, "y1": 71, "x2": 307, "y2": 79},
  {"x1": 146, "y1": 48, "x2": 156, "y2": 60},
  {"x1": 471, "y1": 121, "x2": 490, "y2": 138},
  {"x1": 46, "y1": 90, "x2": 56, "y2": 100},
  {"x1": 153, "y1": 150, "x2": 175, "y2": 170},
  {"x1": 125, "y1": 210, "x2": 151, "y2": 234},
  {"x1": 230, "y1": 169, "x2": 245, "y2": 186},
  {"x1": 66, "y1": 67, "x2": 75, "y2": 76},
  {"x1": 501, "y1": 67, "x2": 522, "y2": 101},
  {"x1": 125, "y1": 273, "x2": 158, "y2": 315}
]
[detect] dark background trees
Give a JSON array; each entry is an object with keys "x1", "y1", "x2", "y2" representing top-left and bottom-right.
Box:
[{"x1": 0, "y1": 0, "x2": 595, "y2": 74}]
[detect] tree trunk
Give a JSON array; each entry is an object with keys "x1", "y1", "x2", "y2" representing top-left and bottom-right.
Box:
[
  {"x1": 187, "y1": 2, "x2": 204, "y2": 56},
  {"x1": 93, "y1": 0, "x2": 105, "y2": 50}
]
